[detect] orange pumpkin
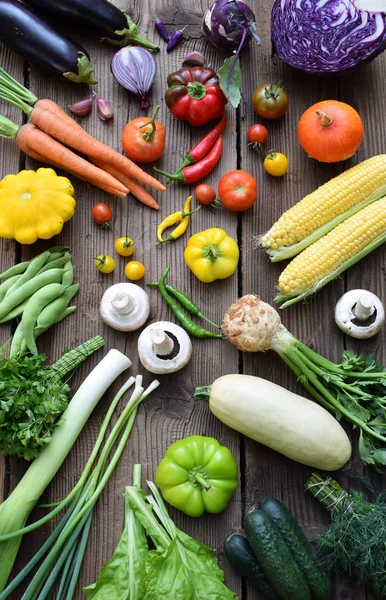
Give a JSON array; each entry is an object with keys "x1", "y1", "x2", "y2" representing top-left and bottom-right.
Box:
[{"x1": 298, "y1": 100, "x2": 364, "y2": 163}]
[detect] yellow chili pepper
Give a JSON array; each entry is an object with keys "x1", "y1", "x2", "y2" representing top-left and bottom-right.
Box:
[
  {"x1": 184, "y1": 227, "x2": 239, "y2": 283},
  {"x1": 156, "y1": 196, "x2": 200, "y2": 245}
]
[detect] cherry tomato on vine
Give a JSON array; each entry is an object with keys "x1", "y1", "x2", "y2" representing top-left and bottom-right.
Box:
[
  {"x1": 125, "y1": 261, "x2": 146, "y2": 281},
  {"x1": 252, "y1": 84, "x2": 288, "y2": 120},
  {"x1": 92, "y1": 203, "x2": 112, "y2": 229},
  {"x1": 115, "y1": 236, "x2": 135, "y2": 257},
  {"x1": 218, "y1": 170, "x2": 257, "y2": 212},
  {"x1": 195, "y1": 184, "x2": 216, "y2": 206},
  {"x1": 122, "y1": 106, "x2": 166, "y2": 164},
  {"x1": 247, "y1": 124, "x2": 268, "y2": 147},
  {"x1": 263, "y1": 151, "x2": 288, "y2": 177},
  {"x1": 95, "y1": 255, "x2": 115, "y2": 274}
]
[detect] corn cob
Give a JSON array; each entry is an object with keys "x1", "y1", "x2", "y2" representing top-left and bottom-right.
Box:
[
  {"x1": 260, "y1": 155, "x2": 386, "y2": 262},
  {"x1": 275, "y1": 195, "x2": 386, "y2": 308}
]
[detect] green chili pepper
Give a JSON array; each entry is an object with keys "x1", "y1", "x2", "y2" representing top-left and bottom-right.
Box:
[
  {"x1": 155, "y1": 435, "x2": 238, "y2": 517},
  {"x1": 147, "y1": 281, "x2": 221, "y2": 329},
  {"x1": 156, "y1": 265, "x2": 224, "y2": 339}
]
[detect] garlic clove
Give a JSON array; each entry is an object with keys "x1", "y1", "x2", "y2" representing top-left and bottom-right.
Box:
[
  {"x1": 69, "y1": 97, "x2": 93, "y2": 116},
  {"x1": 97, "y1": 97, "x2": 114, "y2": 121}
]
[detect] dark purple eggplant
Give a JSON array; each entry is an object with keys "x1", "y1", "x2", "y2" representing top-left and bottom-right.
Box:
[
  {"x1": 0, "y1": 0, "x2": 97, "y2": 84},
  {"x1": 21, "y1": 0, "x2": 159, "y2": 50}
]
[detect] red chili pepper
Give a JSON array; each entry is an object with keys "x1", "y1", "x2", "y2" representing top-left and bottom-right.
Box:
[{"x1": 154, "y1": 136, "x2": 223, "y2": 184}]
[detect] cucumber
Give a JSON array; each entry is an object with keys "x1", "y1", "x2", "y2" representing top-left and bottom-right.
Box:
[
  {"x1": 244, "y1": 508, "x2": 311, "y2": 600},
  {"x1": 224, "y1": 534, "x2": 281, "y2": 600},
  {"x1": 259, "y1": 499, "x2": 331, "y2": 600}
]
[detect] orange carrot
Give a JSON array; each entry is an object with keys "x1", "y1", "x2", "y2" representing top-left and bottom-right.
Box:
[
  {"x1": 31, "y1": 102, "x2": 166, "y2": 192},
  {"x1": 16, "y1": 124, "x2": 129, "y2": 197},
  {"x1": 93, "y1": 158, "x2": 160, "y2": 210}
]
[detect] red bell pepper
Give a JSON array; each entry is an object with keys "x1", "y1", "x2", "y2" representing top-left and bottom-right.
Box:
[{"x1": 165, "y1": 66, "x2": 227, "y2": 127}]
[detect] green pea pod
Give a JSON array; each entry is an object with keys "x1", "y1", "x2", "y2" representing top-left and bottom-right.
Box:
[
  {"x1": 21, "y1": 283, "x2": 67, "y2": 354},
  {"x1": 61, "y1": 260, "x2": 74, "y2": 286},
  {"x1": 4, "y1": 250, "x2": 51, "y2": 298},
  {"x1": 155, "y1": 435, "x2": 238, "y2": 517},
  {"x1": 0, "y1": 275, "x2": 20, "y2": 303},
  {"x1": 0, "y1": 268, "x2": 65, "y2": 321},
  {"x1": 0, "y1": 297, "x2": 30, "y2": 323},
  {"x1": 37, "y1": 284, "x2": 79, "y2": 329}
]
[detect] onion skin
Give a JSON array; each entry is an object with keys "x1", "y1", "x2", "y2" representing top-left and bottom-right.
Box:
[{"x1": 271, "y1": 0, "x2": 386, "y2": 76}]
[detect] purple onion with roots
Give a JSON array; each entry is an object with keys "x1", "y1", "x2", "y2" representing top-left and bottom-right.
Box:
[
  {"x1": 110, "y1": 46, "x2": 157, "y2": 110},
  {"x1": 271, "y1": 0, "x2": 386, "y2": 76}
]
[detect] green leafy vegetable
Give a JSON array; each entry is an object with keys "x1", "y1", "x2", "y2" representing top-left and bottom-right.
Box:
[
  {"x1": 219, "y1": 56, "x2": 242, "y2": 109},
  {"x1": 0, "y1": 337, "x2": 103, "y2": 460},
  {"x1": 306, "y1": 472, "x2": 386, "y2": 600},
  {"x1": 86, "y1": 467, "x2": 239, "y2": 600}
]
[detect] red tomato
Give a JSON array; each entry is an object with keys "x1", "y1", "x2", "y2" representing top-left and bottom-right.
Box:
[
  {"x1": 218, "y1": 170, "x2": 257, "y2": 212},
  {"x1": 122, "y1": 109, "x2": 166, "y2": 163},
  {"x1": 92, "y1": 203, "x2": 112, "y2": 227},
  {"x1": 252, "y1": 84, "x2": 288, "y2": 120},
  {"x1": 195, "y1": 184, "x2": 216, "y2": 206},
  {"x1": 247, "y1": 124, "x2": 268, "y2": 145}
]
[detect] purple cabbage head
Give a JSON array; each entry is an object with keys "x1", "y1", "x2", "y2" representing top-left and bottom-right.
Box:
[
  {"x1": 203, "y1": 0, "x2": 260, "y2": 50},
  {"x1": 271, "y1": 0, "x2": 386, "y2": 75}
]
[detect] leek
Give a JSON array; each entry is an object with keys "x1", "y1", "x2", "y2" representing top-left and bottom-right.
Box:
[{"x1": 0, "y1": 348, "x2": 132, "y2": 592}]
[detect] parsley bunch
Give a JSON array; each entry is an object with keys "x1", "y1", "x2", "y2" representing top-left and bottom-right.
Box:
[{"x1": 0, "y1": 336, "x2": 104, "y2": 460}]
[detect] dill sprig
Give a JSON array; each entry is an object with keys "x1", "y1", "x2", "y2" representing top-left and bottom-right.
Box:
[{"x1": 306, "y1": 472, "x2": 386, "y2": 599}]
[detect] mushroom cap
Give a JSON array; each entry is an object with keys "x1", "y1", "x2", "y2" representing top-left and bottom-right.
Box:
[
  {"x1": 100, "y1": 283, "x2": 150, "y2": 332},
  {"x1": 137, "y1": 321, "x2": 192, "y2": 374},
  {"x1": 335, "y1": 289, "x2": 385, "y2": 339}
]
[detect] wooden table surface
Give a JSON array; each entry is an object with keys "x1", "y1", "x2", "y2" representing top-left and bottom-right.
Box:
[{"x1": 1, "y1": 1, "x2": 385, "y2": 598}]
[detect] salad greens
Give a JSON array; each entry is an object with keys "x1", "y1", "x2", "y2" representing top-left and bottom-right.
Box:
[{"x1": 84, "y1": 465, "x2": 239, "y2": 600}]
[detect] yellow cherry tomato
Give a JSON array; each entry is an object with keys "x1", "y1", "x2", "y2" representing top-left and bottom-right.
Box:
[
  {"x1": 95, "y1": 254, "x2": 115, "y2": 274},
  {"x1": 125, "y1": 261, "x2": 146, "y2": 281},
  {"x1": 263, "y1": 151, "x2": 288, "y2": 176},
  {"x1": 114, "y1": 236, "x2": 135, "y2": 257}
]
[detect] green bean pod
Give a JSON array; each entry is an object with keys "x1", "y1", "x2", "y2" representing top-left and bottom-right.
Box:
[
  {"x1": 0, "y1": 261, "x2": 29, "y2": 280},
  {"x1": 21, "y1": 283, "x2": 67, "y2": 354},
  {"x1": 5, "y1": 250, "x2": 51, "y2": 298},
  {"x1": 10, "y1": 321, "x2": 25, "y2": 357},
  {"x1": 61, "y1": 260, "x2": 74, "y2": 286},
  {"x1": 0, "y1": 274, "x2": 20, "y2": 303},
  {"x1": 0, "y1": 268, "x2": 65, "y2": 321},
  {"x1": 37, "y1": 284, "x2": 79, "y2": 329},
  {"x1": 20, "y1": 306, "x2": 77, "y2": 355},
  {"x1": 0, "y1": 297, "x2": 30, "y2": 323},
  {"x1": 38, "y1": 254, "x2": 72, "y2": 274}
]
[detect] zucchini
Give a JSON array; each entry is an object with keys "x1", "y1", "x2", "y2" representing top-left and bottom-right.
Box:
[
  {"x1": 194, "y1": 374, "x2": 351, "y2": 470},
  {"x1": 224, "y1": 533, "x2": 281, "y2": 600},
  {"x1": 259, "y1": 499, "x2": 331, "y2": 600},
  {"x1": 244, "y1": 508, "x2": 311, "y2": 600}
]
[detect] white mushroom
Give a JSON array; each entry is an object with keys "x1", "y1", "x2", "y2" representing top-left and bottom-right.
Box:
[
  {"x1": 137, "y1": 321, "x2": 192, "y2": 374},
  {"x1": 335, "y1": 289, "x2": 385, "y2": 339},
  {"x1": 100, "y1": 283, "x2": 150, "y2": 331}
]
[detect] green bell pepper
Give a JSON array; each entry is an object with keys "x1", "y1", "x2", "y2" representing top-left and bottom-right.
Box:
[{"x1": 155, "y1": 435, "x2": 238, "y2": 518}]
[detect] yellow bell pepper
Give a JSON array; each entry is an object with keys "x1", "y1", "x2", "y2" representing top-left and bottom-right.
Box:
[
  {"x1": 184, "y1": 227, "x2": 239, "y2": 283},
  {"x1": 0, "y1": 168, "x2": 76, "y2": 244}
]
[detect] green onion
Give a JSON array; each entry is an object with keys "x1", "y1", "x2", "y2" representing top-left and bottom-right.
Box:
[
  {"x1": 0, "y1": 348, "x2": 132, "y2": 593},
  {"x1": 0, "y1": 367, "x2": 159, "y2": 598}
]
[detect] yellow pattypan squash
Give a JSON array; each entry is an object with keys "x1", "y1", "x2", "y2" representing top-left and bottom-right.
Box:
[{"x1": 0, "y1": 168, "x2": 76, "y2": 244}]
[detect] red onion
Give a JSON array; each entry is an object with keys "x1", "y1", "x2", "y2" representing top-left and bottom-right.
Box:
[{"x1": 111, "y1": 46, "x2": 157, "y2": 110}]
